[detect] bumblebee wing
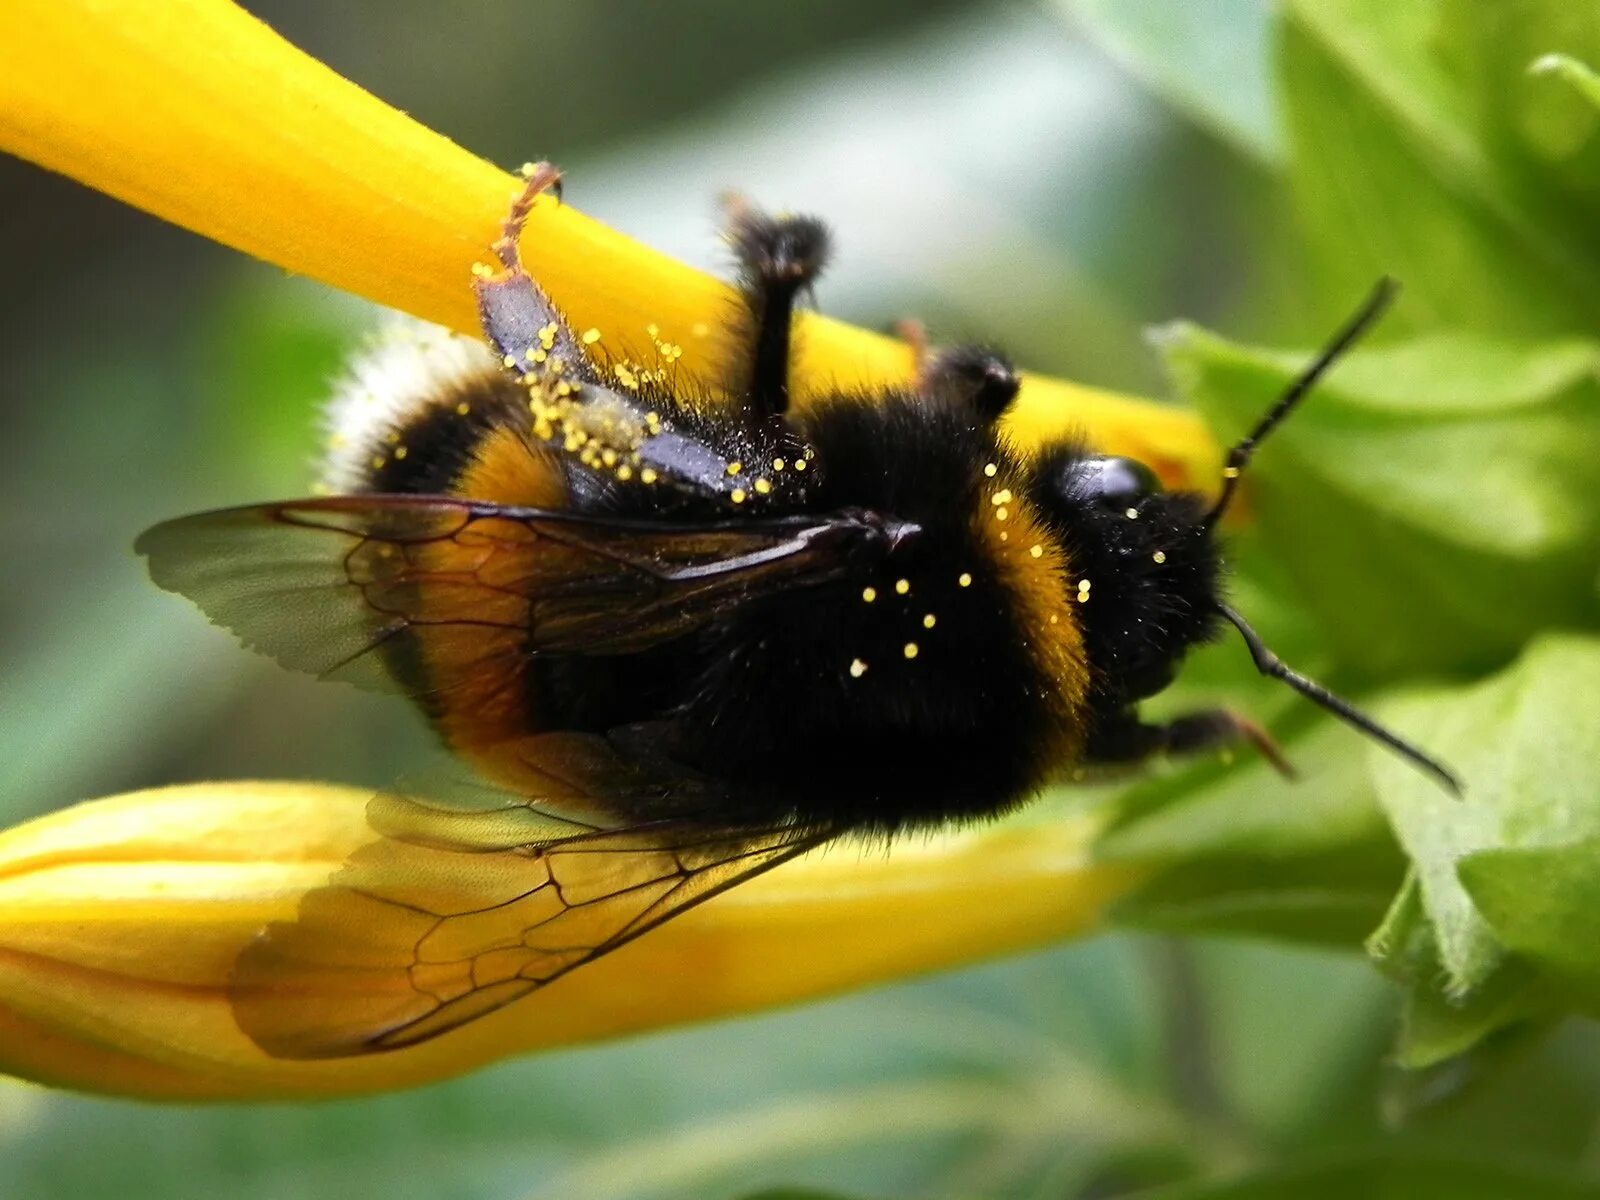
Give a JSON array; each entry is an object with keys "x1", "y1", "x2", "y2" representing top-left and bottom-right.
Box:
[
  {"x1": 137, "y1": 495, "x2": 879, "y2": 694},
  {"x1": 230, "y1": 732, "x2": 835, "y2": 1058}
]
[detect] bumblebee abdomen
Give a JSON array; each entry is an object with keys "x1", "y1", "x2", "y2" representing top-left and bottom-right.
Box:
[
  {"x1": 321, "y1": 321, "x2": 574, "y2": 781},
  {"x1": 659, "y1": 393, "x2": 1094, "y2": 832},
  {"x1": 676, "y1": 565, "x2": 1054, "y2": 831},
  {"x1": 320, "y1": 333, "x2": 1094, "y2": 829}
]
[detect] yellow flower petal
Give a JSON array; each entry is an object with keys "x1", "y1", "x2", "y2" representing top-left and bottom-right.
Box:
[
  {"x1": 0, "y1": 0, "x2": 1218, "y2": 488},
  {"x1": 0, "y1": 783, "x2": 1141, "y2": 1100}
]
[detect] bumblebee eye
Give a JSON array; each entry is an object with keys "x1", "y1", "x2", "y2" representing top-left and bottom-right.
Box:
[{"x1": 1055, "y1": 456, "x2": 1161, "y2": 509}]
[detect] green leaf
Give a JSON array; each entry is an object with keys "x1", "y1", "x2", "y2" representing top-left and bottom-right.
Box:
[
  {"x1": 1057, "y1": 0, "x2": 1281, "y2": 162},
  {"x1": 1279, "y1": 0, "x2": 1600, "y2": 335},
  {"x1": 1534, "y1": 53, "x2": 1600, "y2": 112},
  {"x1": 1391, "y1": 958, "x2": 1556, "y2": 1073},
  {"x1": 1370, "y1": 635, "x2": 1600, "y2": 998},
  {"x1": 1099, "y1": 719, "x2": 1405, "y2": 947},
  {"x1": 1462, "y1": 837, "x2": 1600, "y2": 1013},
  {"x1": 1098, "y1": 719, "x2": 1392, "y2": 863},
  {"x1": 1370, "y1": 881, "x2": 1556, "y2": 1071},
  {"x1": 1113, "y1": 848, "x2": 1402, "y2": 948},
  {"x1": 1163, "y1": 326, "x2": 1600, "y2": 677},
  {"x1": 1443, "y1": 22, "x2": 1600, "y2": 201}
]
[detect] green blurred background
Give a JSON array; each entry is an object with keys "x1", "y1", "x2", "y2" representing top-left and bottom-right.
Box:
[{"x1": 4, "y1": 2, "x2": 1600, "y2": 1198}]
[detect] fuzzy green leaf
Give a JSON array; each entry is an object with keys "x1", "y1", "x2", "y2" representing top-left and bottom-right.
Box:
[
  {"x1": 1369, "y1": 635, "x2": 1600, "y2": 1000},
  {"x1": 1369, "y1": 878, "x2": 1556, "y2": 1071},
  {"x1": 1164, "y1": 327, "x2": 1600, "y2": 677},
  {"x1": 1461, "y1": 837, "x2": 1600, "y2": 1013}
]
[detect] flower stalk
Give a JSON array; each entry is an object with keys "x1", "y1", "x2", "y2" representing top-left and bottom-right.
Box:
[{"x1": 0, "y1": 0, "x2": 1218, "y2": 485}]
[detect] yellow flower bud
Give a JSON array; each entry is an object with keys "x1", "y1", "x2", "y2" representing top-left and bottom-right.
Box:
[{"x1": 0, "y1": 783, "x2": 1140, "y2": 1099}]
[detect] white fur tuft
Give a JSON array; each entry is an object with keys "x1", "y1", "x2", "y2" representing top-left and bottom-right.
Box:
[{"x1": 320, "y1": 318, "x2": 500, "y2": 492}]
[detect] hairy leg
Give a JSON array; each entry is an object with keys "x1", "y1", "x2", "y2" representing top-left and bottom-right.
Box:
[
  {"x1": 1086, "y1": 708, "x2": 1296, "y2": 778},
  {"x1": 724, "y1": 196, "x2": 831, "y2": 420},
  {"x1": 918, "y1": 345, "x2": 1020, "y2": 423},
  {"x1": 474, "y1": 162, "x2": 597, "y2": 384}
]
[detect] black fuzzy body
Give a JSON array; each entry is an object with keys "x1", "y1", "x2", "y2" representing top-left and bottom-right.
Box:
[
  {"x1": 339, "y1": 195, "x2": 1233, "y2": 836},
  {"x1": 355, "y1": 341, "x2": 1240, "y2": 833},
  {"x1": 359, "y1": 364, "x2": 1229, "y2": 835},
  {"x1": 541, "y1": 390, "x2": 1061, "y2": 834}
]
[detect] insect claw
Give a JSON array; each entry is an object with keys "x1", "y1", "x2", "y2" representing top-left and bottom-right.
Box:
[{"x1": 493, "y1": 161, "x2": 564, "y2": 270}]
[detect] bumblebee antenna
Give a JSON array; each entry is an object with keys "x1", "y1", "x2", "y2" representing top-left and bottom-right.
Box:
[
  {"x1": 1205, "y1": 277, "x2": 1399, "y2": 526},
  {"x1": 1217, "y1": 604, "x2": 1461, "y2": 796}
]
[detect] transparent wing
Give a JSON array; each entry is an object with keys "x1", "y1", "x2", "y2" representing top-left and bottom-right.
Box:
[
  {"x1": 137, "y1": 495, "x2": 881, "y2": 695},
  {"x1": 229, "y1": 732, "x2": 835, "y2": 1058}
]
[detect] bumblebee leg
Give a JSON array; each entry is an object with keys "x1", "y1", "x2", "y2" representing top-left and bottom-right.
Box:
[
  {"x1": 724, "y1": 196, "x2": 831, "y2": 419},
  {"x1": 1087, "y1": 709, "x2": 1296, "y2": 778},
  {"x1": 918, "y1": 345, "x2": 1020, "y2": 422},
  {"x1": 490, "y1": 162, "x2": 564, "y2": 269},
  {"x1": 894, "y1": 317, "x2": 929, "y2": 374},
  {"x1": 474, "y1": 163, "x2": 597, "y2": 383}
]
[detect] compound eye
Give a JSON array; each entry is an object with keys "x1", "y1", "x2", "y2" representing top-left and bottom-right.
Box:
[{"x1": 1057, "y1": 456, "x2": 1161, "y2": 509}]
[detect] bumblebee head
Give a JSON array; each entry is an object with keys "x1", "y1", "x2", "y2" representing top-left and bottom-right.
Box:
[
  {"x1": 1017, "y1": 278, "x2": 1459, "y2": 794},
  {"x1": 1027, "y1": 449, "x2": 1223, "y2": 706}
]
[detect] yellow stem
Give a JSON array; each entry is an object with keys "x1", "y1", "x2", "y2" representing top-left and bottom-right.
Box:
[{"x1": 0, "y1": 0, "x2": 1218, "y2": 485}]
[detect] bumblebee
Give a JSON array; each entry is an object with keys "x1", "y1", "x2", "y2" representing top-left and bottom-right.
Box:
[{"x1": 139, "y1": 165, "x2": 1458, "y2": 1058}]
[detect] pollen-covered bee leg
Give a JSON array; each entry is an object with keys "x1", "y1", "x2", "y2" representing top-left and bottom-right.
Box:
[
  {"x1": 490, "y1": 161, "x2": 564, "y2": 271},
  {"x1": 473, "y1": 162, "x2": 597, "y2": 383},
  {"x1": 918, "y1": 345, "x2": 1020, "y2": 423},
  {"x1": 1088, "y1": 709, "x2": 1297, "y2": 779},
  {"x1": 725, "y1": 195, "x2": 832, "y2": 419}
]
